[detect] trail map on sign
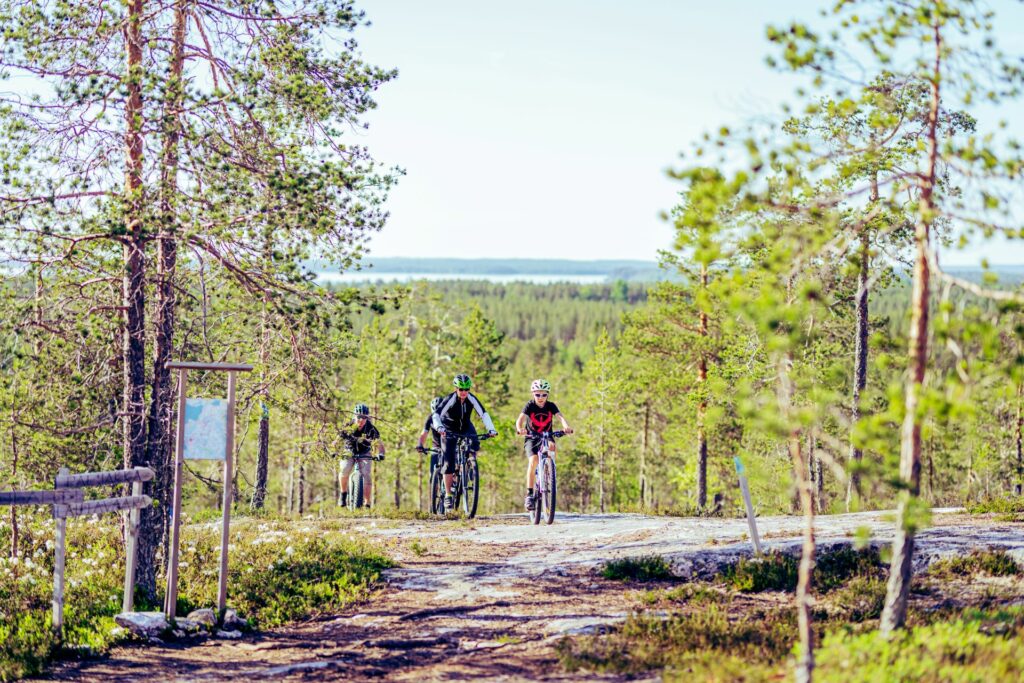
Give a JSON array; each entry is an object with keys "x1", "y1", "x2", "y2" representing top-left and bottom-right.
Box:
[{"x1": 184, "y1": 399, "x2": 228, "y2": 460}]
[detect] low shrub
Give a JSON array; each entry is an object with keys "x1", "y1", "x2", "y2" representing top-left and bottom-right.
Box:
[
  {"x1": 0, "y1": 515, "x2": 392, "y2": 680},
  {"x1": 927, "y1": 550, "x2": 1021, "y2": 580},
  {"x1": 601, "y1": 555, "x2": 673, "y2": 582},
  {"x1": 816, "y1": 609, "x2": 1024, "y2": 682},
  {"x1": 718, "y1": 551, "x2": 798, "y2": 592}
]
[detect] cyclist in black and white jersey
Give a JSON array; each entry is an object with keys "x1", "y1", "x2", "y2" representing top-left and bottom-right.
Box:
[
  {"x1": 515, "y1": 379, "x2": 572, "y2": 511},
  {"x1": 432, "y1": 374, "x2": 497, "y2": 511}
]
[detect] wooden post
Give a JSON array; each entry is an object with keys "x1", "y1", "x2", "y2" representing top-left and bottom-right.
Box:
[
  {"x1": 218, "y1": 371, "x2": 237, "y2": 614},
  {"x1": 734, "y1": 456, "x2": 762, "y2": 555},
  {"x1": 52, "y1": 467, "x2": 69, "y2": 636},
  {"x1": 123, "y1": 478, "x2": 143, "y2": 612},
  {"x1": 165, "y1": 368, "x2": 187, "y2": 619}
]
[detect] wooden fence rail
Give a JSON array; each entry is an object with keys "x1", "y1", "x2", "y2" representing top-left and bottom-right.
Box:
[{"x1": 0, "y1": 465, "x2": 155, "y2": 636}]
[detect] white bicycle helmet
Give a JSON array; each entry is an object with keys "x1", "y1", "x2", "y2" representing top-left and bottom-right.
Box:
[{"x1": 530, "y1": 379, "x2": 551, "y2": 393}]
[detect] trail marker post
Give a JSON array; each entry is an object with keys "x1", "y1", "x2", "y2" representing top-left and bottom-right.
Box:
[
  {"x1": 734, "y1": 456, "x2": 762, "y2": 555},
  {"x1": 164, "y1": 361, "x2": 252, "y2": 620}
]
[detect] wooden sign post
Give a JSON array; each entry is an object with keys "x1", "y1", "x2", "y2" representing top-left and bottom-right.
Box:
[
  {"x1": 2, "y1": 465, "x2": 154, "y2": 636},
  {"x1": 164, "y1": 361, "x2": 252, "y2": 620}
]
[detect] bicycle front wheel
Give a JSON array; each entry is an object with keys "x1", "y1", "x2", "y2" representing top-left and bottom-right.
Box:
[
  {"x1": 429, "y1": 468, "x2": 444, "y2": 516},
  {"x1": 349, "y1": 469, "x2": 364, "y2": 511},
  {"x1": 463, "y1": 458, "x2": 480, "y2": 519},
  {"x1": 543, "y1": 457, "x2": 556, "y2": 525}
]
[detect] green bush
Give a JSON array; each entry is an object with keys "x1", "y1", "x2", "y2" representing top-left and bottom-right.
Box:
[
  {"x1": 557, "y1": 606, "x2": 795, "y2": 676},
  {"x1": 966, "y1": 498, "x2": 1024, "y2": 515},
  {"x1": 927, "y1": 550, "x2": 1021, "y2": 580},
  {"x1": 601, "y1": 555, "x2": 673, "y2": 582},
  {"x1": 816, "y1": 610, "x2": 1024, "y2": 682},
  {"x1": 718, "y1": 551, "x2": 799, "y2": 592}
]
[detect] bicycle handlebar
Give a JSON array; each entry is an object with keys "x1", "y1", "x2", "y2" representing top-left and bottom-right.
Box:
[
  {"x1": 525, "y1": 430, "x2": 571, "y2": 438},
  {"x1": 441, "y1": 431, "x2": 496, "y2": 441}
]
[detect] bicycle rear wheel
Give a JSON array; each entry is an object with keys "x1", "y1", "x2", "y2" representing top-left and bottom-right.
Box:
[
  {"x1": 463, "y1": 458, "x2": 480, "y2": 519},
  {"x1": 543, "y1": 457, "x2": 556, "y2": 525},
  {"x1": 531, "y1": 462, "x2": 542, "y2": 525}
]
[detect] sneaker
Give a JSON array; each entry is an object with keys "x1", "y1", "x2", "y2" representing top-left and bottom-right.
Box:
[
  {"x1": 340, "y1": 492, "x2": 348, "y2": 508},
  {"x1": 525, "y1": 493, "x2": 535, "y2": 511},
  {"x1": 444, "y1": 495, "x2": 454, "y2": 513}
]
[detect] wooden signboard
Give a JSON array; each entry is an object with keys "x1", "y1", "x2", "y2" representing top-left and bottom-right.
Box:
[{"x1": 164, "y1": 360, "x2": 252, "y2": 620}]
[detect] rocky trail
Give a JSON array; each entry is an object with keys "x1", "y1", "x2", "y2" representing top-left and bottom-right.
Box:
[{"x1": 41, "y1": 510, "x2": 1024, "y2": 682}]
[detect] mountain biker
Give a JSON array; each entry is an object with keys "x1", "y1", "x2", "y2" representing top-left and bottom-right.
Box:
[
  {"x1": 432, "y1": 374, "x2": 497, "y2": 512},
  {"x1": 416, "y1": 396, "x2": 444, "y2": 473},
  {"x1": 339, "y1": 403, "x2": 385, "y2": 508},
  {"x1": 515, "y1": 379, "x2": 572, "y2": 511}
]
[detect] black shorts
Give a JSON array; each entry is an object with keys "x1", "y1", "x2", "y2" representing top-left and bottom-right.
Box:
[
  {"x1": 441, "y1": 429, "x2": 479, "y2": 474},
  {"x1": 524, "y1": 435, "x2": 553, "y2": 456}
]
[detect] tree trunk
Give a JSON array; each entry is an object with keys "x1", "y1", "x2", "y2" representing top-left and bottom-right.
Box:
[
  {"x1": 791, "y1": 430, "x2": 816, "y2": 683},
  {"x1": 298, "y1": 461, "x2": 306, "y2": 515},
  {"x1": 881, "y1": 22, "x2": 941, "y2": 634},
  {"x1": 286, "y1": 457, "x2": 295, "y2": 513},
  {"x1": 252, "y1": 404, "x2": 270, "y2": 509},
  {"x1": 846, "y1": 188, "x2": 873, "y2": 511},
  {"x1": 122, "y1": 0, "x2": 153, "y2": 600},
  {"x1": 1015, "y1": 381, "x2": 1022, "y2": 497},
  {"x1": 697, "y1": 264, "x2": 709, "y2": 510},
  {"x1": 144, "y1": 0, "x2": 188, "y2": 586},
  {"x1": 252, "y1": 231, "x2": 272, "y2": 510},
  {"x1": 8, "y1": 424, "x2": 17, "y2": 558},
  {"x1": 394, "y1": 438, "x2": 402, "y2": 508},
  {"x1": 640, "y1": 402, "x2": 649, "y2": 507}
]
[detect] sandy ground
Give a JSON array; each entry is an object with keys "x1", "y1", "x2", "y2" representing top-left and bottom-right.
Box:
[{"x1": 40, "y1": 509, "x2": 1024, "y2": 682}]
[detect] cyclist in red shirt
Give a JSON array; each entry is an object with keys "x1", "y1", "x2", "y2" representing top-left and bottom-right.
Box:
[{"x1": 514, "y1": 379, "x2": 572, "y2": 511}]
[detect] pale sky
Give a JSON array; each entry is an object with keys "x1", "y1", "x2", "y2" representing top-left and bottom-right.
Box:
[{"x1": 353, "y1": 0, "x2": 1024, "y2": 266}]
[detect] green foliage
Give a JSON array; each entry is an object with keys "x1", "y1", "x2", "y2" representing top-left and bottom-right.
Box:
[
  {"x1": 718, "y1": 551, "x2": 799, "y2": 593},
  {"x1": 815, "y1": 610, "x2": 1024, "y2": 683},
  {"x1": 601, "y1": 555, "x2": 673, "y2": 582},
  {"x1": 0, "y1": 516, "x2": 391, "y2": 679},
  {"x1": 557, "y1": 605, "x2": 795, "y2": 677},
  {"x1": 927, "y1": 550, "x2": 1021, "y2": 580},
  {"x1": 967, "y1": 498, "x2": 1024, "y2": 515}
]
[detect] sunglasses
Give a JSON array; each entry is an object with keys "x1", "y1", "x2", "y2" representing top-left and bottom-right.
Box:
[
  {"x1": 533, "y1": 392, "x2": 548, "y2": 398},
  {"x1": 457, "y1": 388, "x2": 469, "y2": 393}
]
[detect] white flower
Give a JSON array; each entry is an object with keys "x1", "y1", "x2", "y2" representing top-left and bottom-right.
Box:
[{"x1": 284, "y1": 546, "x2": 294, "y2": 556}]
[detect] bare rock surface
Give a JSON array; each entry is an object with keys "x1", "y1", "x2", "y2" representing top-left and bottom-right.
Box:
[{"x1": 42, "y1": 510, "x2": 1023, "y2": 682}]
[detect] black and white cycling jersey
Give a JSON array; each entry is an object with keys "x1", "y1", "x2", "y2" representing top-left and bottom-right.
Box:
[{"x1": 432, "y1": 391, "x2": 496, "y2": 434}]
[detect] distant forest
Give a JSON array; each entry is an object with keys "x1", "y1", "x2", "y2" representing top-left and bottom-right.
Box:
[{"x1": 311, "y1": 257, "x2": 664, "y2": 280}]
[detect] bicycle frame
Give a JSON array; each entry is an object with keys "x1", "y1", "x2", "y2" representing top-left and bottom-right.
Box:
[{"x1": 528, "y1": 430, "x2": 564, "y2": 524}]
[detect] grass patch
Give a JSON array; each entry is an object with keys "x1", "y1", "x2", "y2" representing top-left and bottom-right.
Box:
[
  {"x1": 815, "y1": 608, "x2": 1024, "y2": 682},
  {"x1": 717, "y1": 551, "x2": 798, "y2": 592},
  {"x1": 825, "y1": 575, "x2": 887, "y2": 622},
  {"x1": 557, "y1": 605, "x2": 794, "y2": 677},
  {"x1": 966, "y1": 498, "x2": 1024, "y2": 515},
  {"x1": 927, "y1": 550, "x2": 1021, "y2": 580},
  {"x1": 601, "y1": 555, "x2": 673, "y2": 582},
  {"x1": 1, "y1": 515, "x2": 392, "y2": 680}
]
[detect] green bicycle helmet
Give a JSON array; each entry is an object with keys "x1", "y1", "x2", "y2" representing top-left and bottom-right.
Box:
[
  {"x1": 430, "y1": 396, "x2": 443, "y2": 412},
  {"x1": 353, "y1": 403, "x2": 370, "y2": 419},
  {"x1": 453, "y1": 374, "x2": 472, "y2": 390}
]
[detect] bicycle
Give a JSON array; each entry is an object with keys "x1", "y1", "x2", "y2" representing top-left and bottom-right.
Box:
[
  {"x1": 527, "y1": 430, "x2": 567, "y2": 525},
  {"x1": 432, "y1": 431, "x2": 493, "y2": 518},
  {"x1": 344, "y1": 453, "x2": 384, "y2": 510},
  {"x1": 415, "y1": 445, "x2": 442, "y2": 514}
]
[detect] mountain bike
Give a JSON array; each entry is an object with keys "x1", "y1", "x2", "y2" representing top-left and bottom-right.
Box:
[
  {"x1": 434, "y1": 431, "x2": 493, "y2": 518},
  {"x1": 527, "y1": 430, "x2": 567, "y2": 525},
  {"x1": 344, "y1": 453, "x2": 384, "y2": 510},
  {"x1": 416, "y1": 445, "x2": 442, "y2": 514}
]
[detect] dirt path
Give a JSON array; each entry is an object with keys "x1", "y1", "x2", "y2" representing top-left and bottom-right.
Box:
[{"x1": 41, "y1": 510, "x2": 1024, "y2": 682}]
